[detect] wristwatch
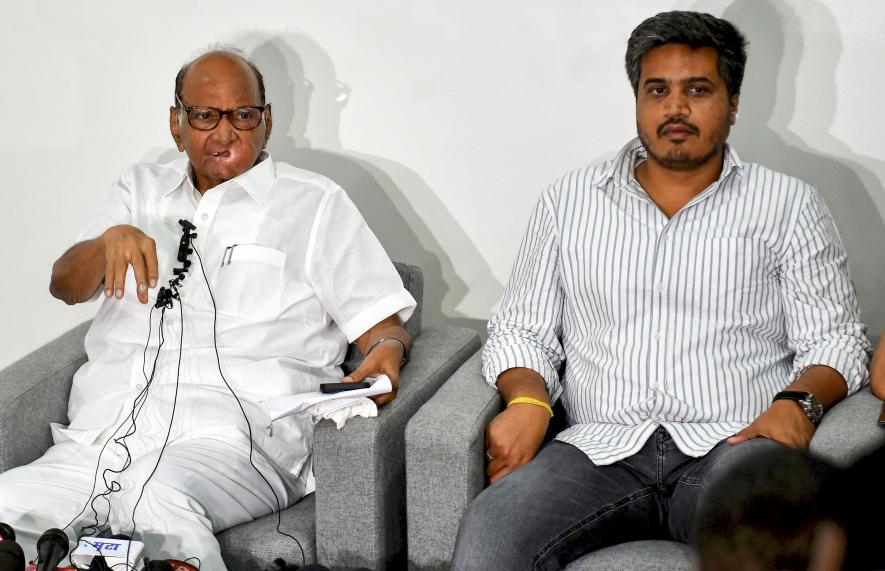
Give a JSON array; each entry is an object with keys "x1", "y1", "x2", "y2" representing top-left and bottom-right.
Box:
[{"x1": 773, "y1": 391, "x2": 824, "y2": 426}]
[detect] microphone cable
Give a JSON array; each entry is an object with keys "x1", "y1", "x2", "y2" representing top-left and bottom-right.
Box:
[
  {"x1": 192, "y1": 242, "x2": 306, "y2": 567},
  {"x1": 122, "y1": 295, "x2": 185, "y2": 570},
  {"x1": 63, "y1": 302, "x2": 169, "y2": 549}
]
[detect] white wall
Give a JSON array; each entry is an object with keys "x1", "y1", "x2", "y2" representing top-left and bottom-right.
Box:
[{"x1": 1, "y1": 0, "x2": 883, "y2": 369}]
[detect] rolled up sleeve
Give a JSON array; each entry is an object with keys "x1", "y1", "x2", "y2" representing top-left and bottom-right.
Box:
[
  {"x1": 482, "y1": 193, "x2": 565, "y2": 401},
  {"x1": 780, "y1": 188, "x2": 871, "y2": 394}
]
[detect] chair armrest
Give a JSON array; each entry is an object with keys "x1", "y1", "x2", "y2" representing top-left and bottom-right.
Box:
[
  {"x1": 314, "y1": 326, "x2": 480, "y2": 570},
  {"x1": 810, "y1": 387, "x2": 884, "y2": 467},
  {"x1": 0, "y1": 321, "x2": 90, "y2": 472},
  {"x1": 406, "y1": 351, "x2": 502, "y2": 570}
]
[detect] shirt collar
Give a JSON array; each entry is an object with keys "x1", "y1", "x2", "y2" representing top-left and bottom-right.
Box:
[
  {"x1": 162, "y1": 151, "x2": 276, "y2": 205},
  {"x1": 602, "y1": 137, "x2": 743, "y2": 190}
]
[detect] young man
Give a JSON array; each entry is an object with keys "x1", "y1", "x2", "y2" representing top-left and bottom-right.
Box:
[
  {"x1": 452, "y1": 11, "x2": 870, "y2": 569},
  {"x1": 0, "y1": 49, "x2": 415, "y2": 569}
]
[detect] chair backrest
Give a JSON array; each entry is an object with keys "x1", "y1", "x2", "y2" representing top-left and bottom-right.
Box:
[{"x1": 393, "y1": 261, "x2": 423, "y2": 339}]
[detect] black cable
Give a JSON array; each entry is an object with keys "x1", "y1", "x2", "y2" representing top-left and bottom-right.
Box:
[
  {"x1": 192, "y1": 242, "x2": 306, "y2": 567},
  {"x1": 124, "y1": 290, "x2": 184, "y2": 566},
  {"x1": 64, "y1": 303, "x2": 167, "y2": 563},
  {"x1": 82, "y1": 307, "x2": 167, "y2": 537}
]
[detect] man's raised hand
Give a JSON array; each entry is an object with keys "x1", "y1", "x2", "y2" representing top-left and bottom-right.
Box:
[{"x1": 99, "y1": 225, "x2": 159, "y2": 304}]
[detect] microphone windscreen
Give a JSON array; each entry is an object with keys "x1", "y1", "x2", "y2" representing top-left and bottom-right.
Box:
[
  {"x1": 0, "y1": 523, "x2": 14, "y2": 542},
  {"x1": 0, "y1": 539, "x2": 25, "y2": 571},
  {"x1": 35, "y1": 528, "x2": 68, "y2": 571}
]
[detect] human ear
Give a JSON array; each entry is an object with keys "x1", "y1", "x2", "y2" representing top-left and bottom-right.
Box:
[
  {"x1": 263, "y1": 104, "x2": 273, "y2": 148},
  {"x1": 729, "y1": 94, "x2": 740, "y2": 125},
  {"x1": 169, "y1": 107, "x2": 185, "y2": 152}
]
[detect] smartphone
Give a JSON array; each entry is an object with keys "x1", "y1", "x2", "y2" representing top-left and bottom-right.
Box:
[{"x1": 320, "y1": 381, "x2": 371, "y2": 394}]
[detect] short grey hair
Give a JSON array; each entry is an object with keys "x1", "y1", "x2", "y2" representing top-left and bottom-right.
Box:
[
  {"x1": 173, "y1": 44, "x2": 266, "y2": 107},
  {"x1": 625, "y1": 11, "x2": 748, "y2": 97}
]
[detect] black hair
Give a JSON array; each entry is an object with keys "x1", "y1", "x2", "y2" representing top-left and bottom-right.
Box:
[
  {"x1": 694, "y1": 446, "x2": 841, "y2": 571},
  {"x1": 625, "y1": 11, "x2": 748, "y2": 97}
]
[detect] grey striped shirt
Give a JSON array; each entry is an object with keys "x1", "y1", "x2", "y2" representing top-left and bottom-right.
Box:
[{"x1": 483, "y1": 138, "x2": 871, "y2": 465}]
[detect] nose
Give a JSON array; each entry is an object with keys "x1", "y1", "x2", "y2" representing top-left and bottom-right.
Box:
[
  {"x1": 664, "y1": 90, "x2": 690, "y2": 118},
  {"x1": 211, "y1": 114, "x2": 238, "y2": 144}
]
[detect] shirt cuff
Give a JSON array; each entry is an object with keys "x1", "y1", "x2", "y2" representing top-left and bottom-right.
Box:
[
  {"x1": 337, "y1": 290, "x2": 417, "y2": 343},
  {"x1": 481, "y1": 344, "x2": 562, "y2": 402},
  {"x1": 791, "y1": 343, "x2": 871, "y2": 395}
]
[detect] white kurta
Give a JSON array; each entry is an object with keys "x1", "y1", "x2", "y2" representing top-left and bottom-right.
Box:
[{"x1": 0, "y1": 153, "x2": 415, "y2": 568}]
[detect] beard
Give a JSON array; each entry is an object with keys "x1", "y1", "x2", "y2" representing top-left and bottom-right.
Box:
[{"x1": 637, "y1": 119, "x2": 730, "y2": 171}]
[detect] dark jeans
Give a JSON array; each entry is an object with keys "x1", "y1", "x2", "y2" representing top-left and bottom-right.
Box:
[{"x1": 451, "y1": 427, "x2": 781, "y2": 571}]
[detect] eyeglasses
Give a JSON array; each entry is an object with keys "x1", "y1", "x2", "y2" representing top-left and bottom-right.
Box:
[{"x1": 176, "y1": 96, "x2": 268, "y2": 131}]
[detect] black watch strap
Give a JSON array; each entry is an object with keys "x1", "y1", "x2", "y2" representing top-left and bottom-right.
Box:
[{"x1": 773, "y1": 391, "x2": 823, "y2": 426}]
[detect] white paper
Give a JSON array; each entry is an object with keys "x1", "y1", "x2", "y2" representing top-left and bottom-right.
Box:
[{"x1": 260, "y1": 374, "x2": 392, "y2": 422}]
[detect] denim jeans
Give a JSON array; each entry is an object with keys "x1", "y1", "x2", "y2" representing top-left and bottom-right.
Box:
[{"x1": 451, "y1": 427, "x2": 781, "y2": 571}]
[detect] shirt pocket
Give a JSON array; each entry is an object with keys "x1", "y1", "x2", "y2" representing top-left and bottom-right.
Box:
[
  {"x1": 681, "y1": 237, "x2": 777, "y2": 325},
  {"x1": 213, "y1": 244, "x2": 287, "y2": 321}
]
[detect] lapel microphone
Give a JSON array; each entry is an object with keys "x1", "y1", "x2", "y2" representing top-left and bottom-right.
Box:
[{"x1": 155, "y1": 219, "x2": 198, "y2": 309}]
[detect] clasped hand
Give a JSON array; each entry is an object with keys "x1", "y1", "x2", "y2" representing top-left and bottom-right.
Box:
[
  {"x1": 485, "y1": 404, "x2": 550, "y2": 484},
  {"x1": 341, "y1": 339, "x2": 405, "y2": 407}
]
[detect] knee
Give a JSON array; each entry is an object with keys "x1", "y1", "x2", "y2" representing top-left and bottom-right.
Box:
[
  {"x1": 452, "y1": 482, "x2": 536, "y2": 570},
  {"x1": 708, "y1": 438, "x2": 785, "y2": 485}
]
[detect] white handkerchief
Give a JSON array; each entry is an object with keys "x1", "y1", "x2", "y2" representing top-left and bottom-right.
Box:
[
  {"x1": 260, "y1": 374, "x2": 392, "y2": 422},
  {"x1": 308, "y1": 396, "x2": 378, "y2": 428}
]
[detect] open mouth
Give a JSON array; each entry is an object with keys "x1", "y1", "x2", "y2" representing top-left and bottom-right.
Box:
[{"x1": 209, "y1": 151, "x2": 231, "y2": 158}]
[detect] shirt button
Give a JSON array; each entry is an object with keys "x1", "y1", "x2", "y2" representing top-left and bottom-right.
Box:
[
  {"x1": 656, "y1": 283, "x2": 665, "y2": 293},
  {"x1": 200, "y1": 213, "x2": 209, "y2": 221},
  {"x1": 653, "y1": 415, "x2": 661, "y2": 422},
  {"x1": 136, "y1": 383, "x2": 144, "y2": 391},
  {"x1": 654, "y1": 332, "x2": 663, "y2": 341},
  {"x1": 652, "y1": 383, "x2": 660, "y2": 390},
  {"x1": 662, "y1": 233, "x2": 670, "y2": 241}
]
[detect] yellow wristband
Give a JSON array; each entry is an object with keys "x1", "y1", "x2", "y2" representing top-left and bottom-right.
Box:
[{"x1": 507, "y1": 397, "x2": 553, "y2": 417}]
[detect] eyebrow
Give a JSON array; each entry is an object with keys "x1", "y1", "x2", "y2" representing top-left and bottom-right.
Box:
[{"x1": 643, "y1": 76, "x2": 716, "y2": 86}]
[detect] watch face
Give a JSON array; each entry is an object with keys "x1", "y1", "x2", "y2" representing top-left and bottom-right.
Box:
[{"x1": 801, "y1": 394, "x2": 824, "y2": 424}]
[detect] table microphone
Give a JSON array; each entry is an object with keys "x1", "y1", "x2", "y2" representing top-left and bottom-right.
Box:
[
  {"x1": 0, "y1": 523, "x2": 15, "y2": 542},
  {"x1": 35, "y1": 528, "x2": 68, "y2": 571},
  {"x1": 0, "y1": 539, "x2": 25, "y2": 571}
]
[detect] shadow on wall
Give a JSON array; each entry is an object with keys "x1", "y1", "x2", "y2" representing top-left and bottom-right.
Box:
[
  {"x1": 691, "y1": 0, "x2": 885, "y2": 335},
  {"x1": 243, "y1": 32, "x2": 498, "y2": 337},
  {"x1": 149, "y1": 33, "x2": 502, "y2": 337}
]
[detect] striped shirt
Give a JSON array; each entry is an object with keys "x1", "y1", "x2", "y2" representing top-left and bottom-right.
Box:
[{"x1": 483, "y1": 138, "x2": 871, "y2": 465}]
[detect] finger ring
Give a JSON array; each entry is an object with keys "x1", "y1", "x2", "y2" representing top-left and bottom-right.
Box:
[{"x1": 485, "y1": 450, "x2": 494, "y2": 461}]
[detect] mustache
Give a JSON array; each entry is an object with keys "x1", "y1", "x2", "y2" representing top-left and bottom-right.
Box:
[{"x1": 657, "y1": 118, "x2": 699, "y2": 137}]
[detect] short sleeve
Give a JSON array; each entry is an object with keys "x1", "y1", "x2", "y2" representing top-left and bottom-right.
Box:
[{"x1": 306, "y1": 187, "x2": 416, "y2": 342}]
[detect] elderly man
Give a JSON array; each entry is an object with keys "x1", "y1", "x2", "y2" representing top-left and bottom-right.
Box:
[
  {"x1": 452, "y1": 11, "x2": 870, "y2": 570},
  {"x1": 0, "y1": 49, "x2": 414, "y2": 569}
]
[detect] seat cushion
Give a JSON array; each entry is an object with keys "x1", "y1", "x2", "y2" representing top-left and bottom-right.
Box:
[
  {"x1": 565, "y1": 540, "x2": 694, "y2": 571},
  {"x1": 218, "y1": 492, "x2": 317, "y2": 569}
]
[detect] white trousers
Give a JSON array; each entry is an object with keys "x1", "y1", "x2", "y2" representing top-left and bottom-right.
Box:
[{"x1": 0, "y1": 428, "x2": 303, "y2": 570}]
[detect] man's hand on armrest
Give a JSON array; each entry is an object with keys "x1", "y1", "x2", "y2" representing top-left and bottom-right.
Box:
[
  {"x1": 486, "y1": 367, "x2": 551, "y2": 484},
  {"x1": 49, "y1": 224, "x2": 158, "y2": 305},
  {"x1": 871, "y1": 334, "x2": 885, "y2": 401},
  {"x1": 346, "y1": 314, "x2": 413, "y2": 407},
  {"x1": 728, "y1": 365, "x2": 849, "y2": 448}
]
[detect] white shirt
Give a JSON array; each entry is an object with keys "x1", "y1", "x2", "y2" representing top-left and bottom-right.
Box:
[
  {"x1": 60, "y1": 153, "x2": 416, "y2": 486},
  {"x1": 483, "y1": 138, "x2": 870, "y2": 466}
]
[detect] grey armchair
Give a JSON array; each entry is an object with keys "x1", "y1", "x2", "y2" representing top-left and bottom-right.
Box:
[
  {"x1": 406, "y1": 348, "x2": 885, "y2": 571},
  {"x1": 0, "y1": 262, "x2": 481, "y2": 570}
]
